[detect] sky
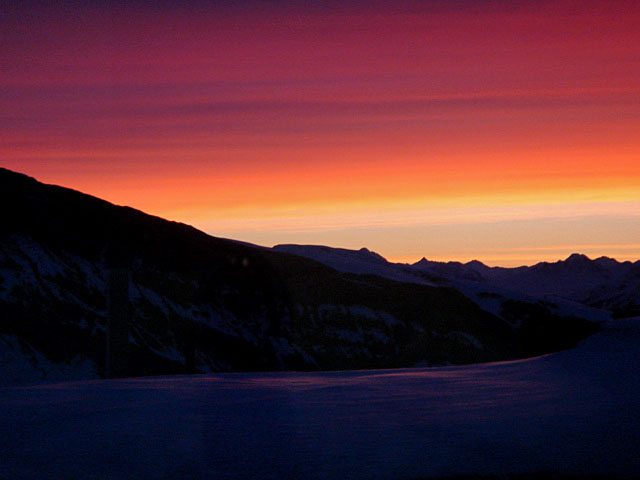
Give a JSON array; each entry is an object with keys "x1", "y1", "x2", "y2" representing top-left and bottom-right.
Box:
[{"x1": 2, "y1": 0, "x2": 639, "y2": 266}]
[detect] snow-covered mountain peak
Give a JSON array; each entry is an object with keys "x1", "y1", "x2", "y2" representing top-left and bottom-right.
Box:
[
  {"x1": 272, "y1": 244, "x2": 438, "y2": 285},
  {"x1": 273, "y1": 244, "x2": 390, "y2": 266}
]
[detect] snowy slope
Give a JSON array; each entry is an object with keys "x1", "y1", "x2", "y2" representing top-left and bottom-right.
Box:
[
  {"x1": 412, "y1": 254, "x2": 639, "y2": 318},
  {"x1": 273, "y1": 244, "x2": 612, "y2": 322},
  {"x1": 1, "y1": 317, "x2": 638, "y2": 479},
  {"x1": 0, "y1": 334, "x2": 98, "y2": 386},
  {"x1": 274, "y1": 244, "x2": 437, "y2": 286}
]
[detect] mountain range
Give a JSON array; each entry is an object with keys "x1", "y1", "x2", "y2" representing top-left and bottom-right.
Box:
[
  {"x1": 275, "y1": 245, "x2": 640, "y2": 320},
  {"x1": 0, "y1": 168, "x2": 622, "y2": 385}
]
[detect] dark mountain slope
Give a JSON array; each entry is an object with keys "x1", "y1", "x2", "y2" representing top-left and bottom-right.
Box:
[{"x1": 0, "y1": 168, "x2": 598, "y2": 384}]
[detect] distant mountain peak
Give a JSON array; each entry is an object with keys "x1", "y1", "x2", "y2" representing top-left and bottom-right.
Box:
[
  {"x1": 593, "y1": 255, "x2": 619, "y2": 266},
  {"x1": 466, "y1": 259, "x2": 488, "y2": 269},
  {"x1": 273, "y1": 244, "x2": 389, "y2": 265},
  {"x1": 565, "y1": 253, "x2": 591, "y2": 264},
  {"x1": 356, "y1": 247, "x2": 388, "y2": 262}
]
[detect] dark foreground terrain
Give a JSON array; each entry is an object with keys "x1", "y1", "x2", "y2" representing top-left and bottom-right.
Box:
[{"x1": 1, "y1": 317, "x2": 638, "y2": 479}]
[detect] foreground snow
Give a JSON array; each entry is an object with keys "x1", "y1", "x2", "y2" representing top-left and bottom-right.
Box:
[{"x1": 1, "y1": 319, "x2": 639, "y2": 480}]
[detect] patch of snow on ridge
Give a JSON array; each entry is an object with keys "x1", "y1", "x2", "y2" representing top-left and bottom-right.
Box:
[
  {"x1": 333, "y1": 328, "x2": 365, "y2": 343},
  {"x1": 0, "y1": 235, "x2": 107, "y2": 309},
  {"x1": 316, "y1": 304, "x2": 401, "y2": 328},
  {"x1": 448, "y1": 331, "x2": 484, "y2": 350},
  {"x1": 348, "y1": 305, "x2": 401, "y2": 326},
  {"x1": 0, "y1": 335, "x2": 98, "y2": 387},
  {"x1": 8, "y1": 235, "x2": 68, "y2": 278},
  {"x1": 271, "y1": 336, "x2": 296, "y2": 356}
]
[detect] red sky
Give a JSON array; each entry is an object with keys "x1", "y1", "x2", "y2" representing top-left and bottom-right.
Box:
[{"x1": 2, "y1": 0, "x2": 639, "y2": 265}]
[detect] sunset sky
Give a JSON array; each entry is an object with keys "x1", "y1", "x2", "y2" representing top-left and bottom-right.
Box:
[{"x1": 2, "y1": 0, "x2": 639, "y2": 266}]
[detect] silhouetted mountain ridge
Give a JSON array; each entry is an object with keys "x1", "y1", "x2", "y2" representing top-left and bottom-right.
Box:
[{"x1": 0, "y1": 168, "x2": 601, "y2": 385}]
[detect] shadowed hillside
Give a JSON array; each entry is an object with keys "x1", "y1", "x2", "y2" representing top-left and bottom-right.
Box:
[{"x1": 0, "y1": 168, "x2": 599, "y2": 384}]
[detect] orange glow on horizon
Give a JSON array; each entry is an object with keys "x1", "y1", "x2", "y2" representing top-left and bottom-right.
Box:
[{"x1": 2, "y1": 0, "x2": 639, "y2": 266}]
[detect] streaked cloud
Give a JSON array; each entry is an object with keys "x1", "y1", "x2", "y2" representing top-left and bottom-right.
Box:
[{"x1": 1, "y1": 0, "x2": 639, "y2": 265}]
